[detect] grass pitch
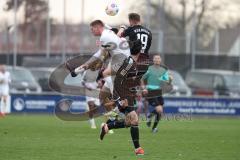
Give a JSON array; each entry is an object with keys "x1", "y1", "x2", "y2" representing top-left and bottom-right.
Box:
[{"x1": 0, "y1": 115, "x2": 239, "y2": 160}]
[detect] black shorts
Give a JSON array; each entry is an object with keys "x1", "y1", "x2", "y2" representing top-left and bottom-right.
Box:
[
  {"x1": 147, "y1": 96, "x2": 164, "y2": 106},
  {"x1": 119, "y1": 106, "x2": 135, "y2": 114},
  {"x1": 145, "y1": 90, "x2": 164, "y2": 106}
]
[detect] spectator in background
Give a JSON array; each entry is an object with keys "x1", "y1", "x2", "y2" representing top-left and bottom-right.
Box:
[{"x1": 0, "y1": 65, "x2": 11, "y2": 116}]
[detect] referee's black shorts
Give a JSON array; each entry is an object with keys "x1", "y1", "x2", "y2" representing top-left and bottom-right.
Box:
[{"x1": 145, "y1": 89, "x2": 164, "y2": 106}]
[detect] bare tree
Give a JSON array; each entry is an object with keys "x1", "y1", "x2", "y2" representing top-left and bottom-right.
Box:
[
  {"x1": 148, "y1": 0, "x2": 214, "y2": 53},
  {"x1": 147, "y1": 0, "x2": 240, "y2": 53},
  {"x1": 4, "y1": 0, "x2": 49, "y2": 52},
  {"x1": 4, "y1": 0, "x2": 48, "y2": 24}
]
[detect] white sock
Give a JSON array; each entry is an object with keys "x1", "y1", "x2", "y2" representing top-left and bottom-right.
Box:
[
  {"x1": 0, "y1": 98, "x2": 3, "y2": 113},
  {"x1": 3, "y1": 102, "x2": 7, "y2": 114},
  {"x1": 89, "y1": 118, "x2": 96, "y2": 127}
]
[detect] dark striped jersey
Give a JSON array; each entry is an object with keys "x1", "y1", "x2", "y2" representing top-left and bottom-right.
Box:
[{"x1": 122, "y1": 25, "x2": 152, "y2": 54}]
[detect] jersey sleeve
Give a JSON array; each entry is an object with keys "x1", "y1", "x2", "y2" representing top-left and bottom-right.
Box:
[
  {"x1": 100, "y1": 32, "x2": 116, "y2": 51},
  {"x1": 82, "y1": 71, "x2": 87, "y2": 82},
  {"x1": 93, "y1": 49, "x2": 101, "y2": 58},
  {"x1": 159, "y1": 71, "x2": 170, "y2": 82},
  {"x1": 100, "y1": 30, "x2": 114, "y2": 46},
  {"x1": 100, "y1": 33, "x2": 110, "y2": 46},
  {"x1": 122, "y1": 27, "x2": 131, "y2": 37}
]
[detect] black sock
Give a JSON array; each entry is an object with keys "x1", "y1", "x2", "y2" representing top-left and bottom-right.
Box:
[
  {"x1": 107, "y1": 120, "x2": 125, "y2": 130},
  {"x1": 131, "y1": 125, "x2": 140, "y2": 149},
  {"x1": 152, "y1": 112, "x2": 160, "y2": 130},
  {"x1": 147, "y1": 112, "x2": 154, "y2": 121}
]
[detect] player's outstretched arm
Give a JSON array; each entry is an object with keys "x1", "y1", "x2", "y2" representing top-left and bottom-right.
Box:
[
  {"x1": 117, "y1": 25, "x2": 127, "y2": 37},
  {"x1": 159, "y1": 71, "x2": 173, "y2": 84},
  {"x1": 65, "y1": 50, "x2": 109, "y2": 77}
]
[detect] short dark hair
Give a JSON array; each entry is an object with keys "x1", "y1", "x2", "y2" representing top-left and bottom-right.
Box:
[
  {"x1": 128, "y1": 13, "x2": 141, "y2": 22},
  {"x1": 90, "y1": 20, "x2": 104, "y2": 27}
]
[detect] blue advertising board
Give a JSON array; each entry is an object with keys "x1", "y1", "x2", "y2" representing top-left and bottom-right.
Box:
[
  {"x1": 11, "y1": 94, "x2": 87, "y2": 113},
  {"x1": 10, "y1": 94, "x2": 240, "y2": 116},
  {"x1": 164, "y1": 97, "x2": 240, "y2": 116}
]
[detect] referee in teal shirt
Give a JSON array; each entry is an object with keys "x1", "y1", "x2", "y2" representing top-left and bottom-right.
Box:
[{"x1": 141, "y1": 54, "x2": 172, "y2": 133}]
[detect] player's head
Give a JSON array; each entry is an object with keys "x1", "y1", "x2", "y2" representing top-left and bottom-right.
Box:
[
  {"x1": 153, "y1": 54, "x2": 162, "y2": 65},
  {"x1": 128, "y1": 13, "x2": 141, "y2": 26},
  {"x1": 90, "y1": 20, "x2": 104, "y2": 36}
]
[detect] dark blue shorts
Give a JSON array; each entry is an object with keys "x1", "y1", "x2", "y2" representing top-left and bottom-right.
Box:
[{"x1": 147, "y1": 96, "x2": 164, "y2": 107}]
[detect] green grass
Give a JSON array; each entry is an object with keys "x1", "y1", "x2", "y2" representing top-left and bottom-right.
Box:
[{"x1": 0, "y1": 115, "x2": 239, "y2": 160}]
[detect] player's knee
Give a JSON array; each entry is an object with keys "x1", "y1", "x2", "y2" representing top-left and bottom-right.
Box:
[
  {"x1": 99, "y1": 89, "x2": 115, "y2": 111},
  {"x1": 127, "y1": 111, "x2": 139, "y2": 126},
  {"x1": 156, "y1": 105, "x2": 163, "y2": 114}
]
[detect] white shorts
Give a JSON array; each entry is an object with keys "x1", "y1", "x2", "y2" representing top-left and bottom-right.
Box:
[
  {"x1": 84, "y1": 82, "x2": 100, "y2": 105},
  {"x1": 86, "y1": 97, "x2": 100, "y2": 106},
  {"x1": 84, "y1": 82, "x2": 98, "y2": 90},
  {"x1": 103, "y1": 76, "x2": 114, "y2": 94},
  {"x1": 0, "y1": 88, "x2": 9, "y2": 97}
]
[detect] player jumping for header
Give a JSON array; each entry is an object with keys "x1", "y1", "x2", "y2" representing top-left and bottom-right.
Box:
[{"x1": 65, "y1": 20, "x2": 144, "y2": 155}]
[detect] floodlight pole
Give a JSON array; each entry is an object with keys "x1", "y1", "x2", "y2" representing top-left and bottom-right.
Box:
[
  {"x1": 214, "y1": 30, "x2": 219, "y2": 55},
  {"x1": 79, "y1": 0, "x2": 85, "y2": 53},
  {"x1": 159, "y1": 0, "x2": 166, "y2": 59},
  {"x1": 62, "y1": 0, "x2": 66, "y2": 62},
  {"x1": 13, "y1": 0, "x2": 18, "y2": 67},
  {"x1": 146, "y1": 0, "x2": 150, "y2": 29},
  {"x1": 191, "y1": 0, "x2": 197, "y2": 71},
  {"x1": 46, "y1": 0, "x2": 51, "y2": 58},
  {"x1": 238, "y1": 37, "x2": 240, "y2": 71}
]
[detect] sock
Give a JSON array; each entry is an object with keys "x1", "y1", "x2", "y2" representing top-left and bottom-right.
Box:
[
  {"x1": 0, "y1": 99, "x2": 3, "y2": 113},
  {"x1": 89, "y1": 118, "x2": 96, "y2": 127},
  {"x1": 147, "y1": 113, "x2": 154, "y2": 124},
  {"x1": 147, "y1": 112, "x2": 154, "y2": 120},
  {"x1": 131, "y1": 125, "x2": 140, "y2": 149},
  {"x1": 152, "y1": 112, "x2": 161, "y2": 130},
  {"x1": 107, "y1": 120, "x2": 125, "y2": 130}
]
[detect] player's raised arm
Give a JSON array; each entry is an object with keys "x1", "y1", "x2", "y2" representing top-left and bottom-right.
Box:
[
  {"x1": 117, "y1": 25, "x2": 127, "y2": 37},
  {"x1": 66, "y1": 49, "x2": 109, "y2": 77}
]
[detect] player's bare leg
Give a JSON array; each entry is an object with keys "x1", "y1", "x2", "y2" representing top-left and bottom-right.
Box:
[
  {"x1": 99, "y1": 86, "x2": 116, "y2": 134},
  {"x1": 100, "y1": 98, "x2": 144, "y2": 155},
  {"x1": 151, "y1": 105, "x2": 163, "y2": 133},
  {"x1": 143, "y1": 99, "x2": 149, "y2": 121},
  {"x1": 0, "y1": 95, "x2": 7, "y2": 116},
  {"x1": 125, "y1": 110, "x2": 144, "y2": 155},
  {"x1": 87, "y1": 101, "x2": 97, "y2": 129}
]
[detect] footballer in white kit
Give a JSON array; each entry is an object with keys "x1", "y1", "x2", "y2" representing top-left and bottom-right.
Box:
[
  {"x1": 82, "y1": 69, "x2": 100, "y2": 129},
  {"x1": 0, "y1": 65, "x2": 11, "y2": 115}
]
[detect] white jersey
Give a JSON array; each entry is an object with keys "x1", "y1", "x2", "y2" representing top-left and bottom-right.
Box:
[
  {"x1": 100, "y1": 29, "x2": 130, "y2": 57},
  {"x1": 0, "y1": 71, "x2": 11, "y2": 96}
]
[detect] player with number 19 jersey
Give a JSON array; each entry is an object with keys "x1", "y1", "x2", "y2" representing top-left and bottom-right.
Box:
[{"x1": 122, "y1": 25, "x2": 152, "y2": 54}]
